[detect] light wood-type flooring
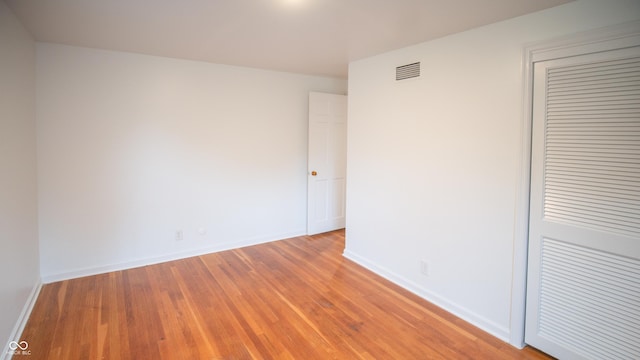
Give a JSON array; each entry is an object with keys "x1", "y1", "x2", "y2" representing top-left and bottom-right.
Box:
[{"x1": 19, "y1": 230, "x2": 552, "y2": 359}]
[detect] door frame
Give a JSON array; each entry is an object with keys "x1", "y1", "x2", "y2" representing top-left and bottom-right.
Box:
[{"x1": 509, "y1": 20, "x2": 640, "y2": 348}]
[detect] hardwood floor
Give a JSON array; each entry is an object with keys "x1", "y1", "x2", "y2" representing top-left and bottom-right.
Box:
[{"x1": 19, "y1": 230, "x2": 552, "y2": 359}]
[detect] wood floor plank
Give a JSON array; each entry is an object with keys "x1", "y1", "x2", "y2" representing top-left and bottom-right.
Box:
[{"x1": 17, "y1": 230, "x2": 552, "y2": 359}]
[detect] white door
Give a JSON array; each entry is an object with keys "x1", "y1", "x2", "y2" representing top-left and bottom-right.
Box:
[
  {"x1": 525, "y1": 46, "x2": 640, "y2": 359},
  {"x1": 307, "y1": 92, "x2": 347, "y2": 235}
]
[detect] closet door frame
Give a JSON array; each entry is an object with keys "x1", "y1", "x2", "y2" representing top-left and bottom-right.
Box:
[{"x1": 510, "y1": 20, "x2": 640, "y2": 348}]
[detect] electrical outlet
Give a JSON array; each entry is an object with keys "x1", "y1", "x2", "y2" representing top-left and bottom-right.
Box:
[
  {"x1": 420, "y1": 260, "x2": 429, "y2": 276},
  {"x1": 175, "y1": 230, "x2": 183, "y2": 242}
]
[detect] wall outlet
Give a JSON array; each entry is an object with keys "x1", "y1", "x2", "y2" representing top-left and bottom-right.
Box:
[
  {"x1": 175, "y1": 230, "x2": 183, "y2": 242},
  {"x1": 420, "y1": 260, "x2": 429, "y2": 276},
  {"x1": 198, "y1": 227, "x2": 207, "y2": 236}
]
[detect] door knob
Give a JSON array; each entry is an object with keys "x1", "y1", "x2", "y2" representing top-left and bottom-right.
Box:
[{"x1": 311, "y1": 171, "x2": 317, "y2": 176}]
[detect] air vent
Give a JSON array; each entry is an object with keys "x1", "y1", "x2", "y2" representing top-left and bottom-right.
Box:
[{"x1": 396, "y1": 62, "x2": 420, "y2": 81}]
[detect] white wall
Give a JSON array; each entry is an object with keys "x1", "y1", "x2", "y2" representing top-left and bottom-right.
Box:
[
  {"x1": 37, "y1": 43, "x2": 346, "y2": 281},
  {"x1": 0, "y1": 1, "x2": 40, "y2": 354},
  {"x1": 345, "y1": 0, "x2": 640, "y2": 344}
]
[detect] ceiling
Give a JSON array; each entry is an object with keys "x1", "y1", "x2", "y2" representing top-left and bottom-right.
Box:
[{"x1": 5, "y1": 0, "x2": 573, "y2": 78}]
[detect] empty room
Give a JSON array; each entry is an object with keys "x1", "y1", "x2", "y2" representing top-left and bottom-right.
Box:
[{"x1": 1, "y1": 0, "x2": 639, "y2": 359}]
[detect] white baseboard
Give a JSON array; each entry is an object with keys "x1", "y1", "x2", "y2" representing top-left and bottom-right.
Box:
[
  {"x1": 42, "y1": 230, "x2": 306, "y2": 283},
  {"x1": 2, "y1": 279, "x2": 42, "y2": 360},
  {"x1": 342, "y1": 249, "x2": 511, "y2": 343}
]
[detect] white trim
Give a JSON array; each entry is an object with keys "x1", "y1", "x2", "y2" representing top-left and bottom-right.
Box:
[
  {"x1": 1, "y1": 280, "x2": 42, "y2": 360},
  {"x1": 508, "y1": 45, "x2": 534, "y2": 349},
  {"x1": 343, "y1": 249, "x2": 511, "y2": 342},
  {"x1": 42, "y1": 230, "x2": 306, "y2": 283},
  {"x1": 509, "y1": 19, "x2": 640, "y2": 348},
  {"x1": 527, "y1": 20, "x2": 640, "y2": 63}
]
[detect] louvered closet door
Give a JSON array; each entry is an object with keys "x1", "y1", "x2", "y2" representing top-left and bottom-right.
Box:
[{"x1": 525, "y1": 46, "x2": 640, "y2": 360}]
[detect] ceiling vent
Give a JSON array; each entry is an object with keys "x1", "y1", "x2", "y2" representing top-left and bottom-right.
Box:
[{"x1": 396, "y1": 62, "x2": 420, "y2": 81}]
